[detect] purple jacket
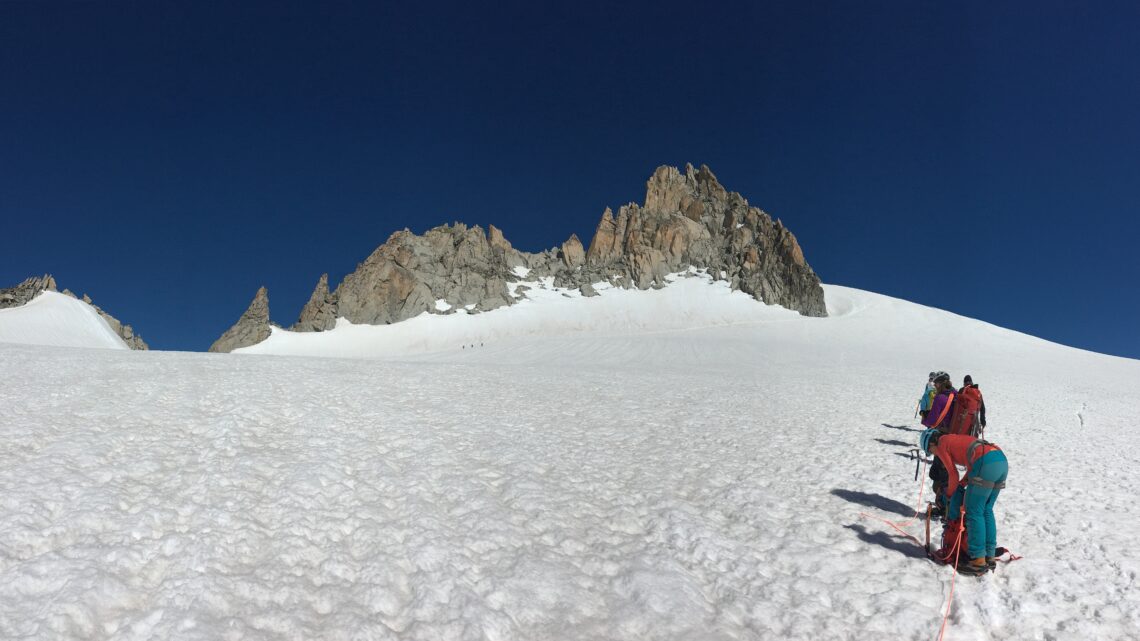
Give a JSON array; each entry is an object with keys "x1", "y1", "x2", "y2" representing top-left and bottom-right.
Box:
[{"x1": 922, "y1": 390, "x2": 956, "y2": 430}]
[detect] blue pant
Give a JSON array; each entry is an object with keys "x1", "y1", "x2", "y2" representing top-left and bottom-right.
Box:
[{"x1": 947, "y1": 450, "x2": 1008, "y2": 560}]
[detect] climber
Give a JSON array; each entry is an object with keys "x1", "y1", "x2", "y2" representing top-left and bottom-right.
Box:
[
  {"x1": 920, "y1": 429, "x2": 1008, "y2": 575},
  {"x1": 917, "y1": 371, "x2": 936, "y2": 419},
  {"x1": 921, "y1": 372, "x2": 956, "y2": 516}
]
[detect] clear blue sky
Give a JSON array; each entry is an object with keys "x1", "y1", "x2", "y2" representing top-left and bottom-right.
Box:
[{"x1": 3, "y1": 2, "x2": 1138, "y2": 358}]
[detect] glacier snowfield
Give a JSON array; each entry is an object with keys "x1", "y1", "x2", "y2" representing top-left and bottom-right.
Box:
[{"x1": 2, "y1": 277, "x2": 1139, "y2": 640}]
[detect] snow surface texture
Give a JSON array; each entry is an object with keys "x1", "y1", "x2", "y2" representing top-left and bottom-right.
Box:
[
  {"x1": 2, "y1": 274, "x2": 1140, "y2": 640},
  {"x1": 0, "y1": 291, "x2": 128, "y2": 350}
]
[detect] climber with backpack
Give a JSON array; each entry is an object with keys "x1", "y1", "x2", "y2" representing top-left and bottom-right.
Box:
[
  {"x1": 921, "y1": 372, "x2": 956, "y2": 432},
  {"x1": 951, "y1": 374, "x2": 987, "y2": 437},
  {"x1": 921, "y1": 372, "x2": 956, "y2": 517},
  {"x1": 920, "y1": 429, "x2": 1008, "y2": 575}
]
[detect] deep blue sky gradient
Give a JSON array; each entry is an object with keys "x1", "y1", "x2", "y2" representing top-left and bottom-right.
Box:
[{"x1": 2, "y1": 2, "x2": 1138, "y2": 357}]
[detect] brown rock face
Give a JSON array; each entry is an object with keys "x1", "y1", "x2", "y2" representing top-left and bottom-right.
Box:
[
  {"x1": 294, "y1": 274, "x2": 338, "y2": 332},
  {"x1": 209, "y1": 286, "x2": 272, "y2": 353},
  {"x1": 210, "y1": 162, "x2": 827, "y2": 350},
  {"x1": 585, "y1": 208, "x2": 621, "y2": 265},
  {"x1": 331, "y1": 223, "x2": 515, "y2": 326},
  {"x1": 575, "y1": 163, "x2": 826, "y2": 316},
  {"x1": 0, "y1": 274, "x2": 57, "y2": 308},
  {"x1": 560, "y1": 234, "x2": 586, "y2": 268}
]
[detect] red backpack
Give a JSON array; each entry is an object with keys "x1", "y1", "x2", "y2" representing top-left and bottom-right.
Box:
[{"x1": 949, "y1": 386, "x2": 983, "y2": 436}]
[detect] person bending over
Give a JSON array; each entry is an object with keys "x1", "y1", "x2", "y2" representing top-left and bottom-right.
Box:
[{"x1": 920, "y1": 429, "x2": 1008, "y2": 575}]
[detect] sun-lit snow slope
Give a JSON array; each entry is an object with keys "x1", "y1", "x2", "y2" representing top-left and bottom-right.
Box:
[
  {"x1": 237, "y1": 271, "x2": 805, "y2": 359},
  {"x1": 0, "y1": 291, "x2": 128, "y2": 350},
  {"x1": 3, "y1": 277, "x2": 1140, "y2": 640},
  {"x1": 238, "y1": 270, "x2": 1126, "y2": 375}
]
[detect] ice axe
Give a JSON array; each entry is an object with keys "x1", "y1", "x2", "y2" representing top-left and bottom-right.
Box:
[{"x1": 925, "y1": 503, "x2": 932, "y2": 555}]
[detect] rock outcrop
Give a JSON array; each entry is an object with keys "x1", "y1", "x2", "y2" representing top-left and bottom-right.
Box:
[
  {"x1": 330, "y1": 223, "x2": 519, "y2": 326},
  {"x1": 0, "y1": 274, "x2": 58, "y2": 309},
  {"x1": 295, "y1": 274, "x2": 338, "y2": 332},
  {"x1": 212, "y1": 163, "x2": 827, "y2": 350},
  {"x1": 209, "y1": 286, "x2": 272, "y2": 353},
  {"x1": 77, "y1": 293, "x2": 149, "y2": 350},
  {"x1": 560, "y1": 234, "x2": 586, "y2": 269},
  {"x1": 575, "y1": 164, "x2": 827, "y2": 316},
  {"x1": 1, "y1": 274, "x2": 149, "y2": 349}
]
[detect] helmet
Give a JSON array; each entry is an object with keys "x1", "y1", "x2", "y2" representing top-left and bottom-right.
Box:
[
  {"x1": 920, "y1": 428, "x2": 939, "y2": 455},
  {"x1": 928, "y1": 371, "x2": 936, "y2": 379},
  {"x1": 932, "y1": 371, "x2": 950, "y2": 385}
]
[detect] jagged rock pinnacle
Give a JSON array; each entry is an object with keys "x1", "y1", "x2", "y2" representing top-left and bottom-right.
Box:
[{"x1": 209, "y1": 286, "x2": 271, "y2": 353}]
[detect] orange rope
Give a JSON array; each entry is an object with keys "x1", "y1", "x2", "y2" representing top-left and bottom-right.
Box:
[
  {"x1": 936, "y1": 519, "x2": 966, "y2": 641},
  {"x1": 857, "y1": 455, "x2": 929, "y2": 546}
]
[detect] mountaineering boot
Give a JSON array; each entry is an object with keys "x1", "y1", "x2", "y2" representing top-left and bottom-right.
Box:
[
  {"x1": 986, "y1": 557, "x2": 997, "y2": 571},
  {"x1": 958, "y1": 557, "x2": 988, "y2": 576}
]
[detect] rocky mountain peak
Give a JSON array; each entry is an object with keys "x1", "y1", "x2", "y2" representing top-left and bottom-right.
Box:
[
  {"x1": 209, "y1": 286, "x2": 271, "y2": 353},
  {"x1": 560, "y1": 234, "x2": 586, "y2": 268},
  {"x1": 295, "y1": 274, "x2": 337, "y2": 332},
  {"x1": 642, "y1": 163, "x2": 730, "y2": 221},
  {"x1": 210, "y1": 163, "x2": 827, "y2": 350}
]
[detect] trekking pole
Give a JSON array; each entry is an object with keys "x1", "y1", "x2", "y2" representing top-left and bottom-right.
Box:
[{"x1": 909, "y1": 448, "x2": 922, "y2": 481}]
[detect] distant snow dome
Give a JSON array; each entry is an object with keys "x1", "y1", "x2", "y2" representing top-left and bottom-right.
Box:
[{"x1": 0, "y1": 291, "x2": 129, "y2": 350}]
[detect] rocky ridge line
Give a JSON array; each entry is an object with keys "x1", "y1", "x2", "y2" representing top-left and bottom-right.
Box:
[
  {"x1": 210, "y1": 164, "x2": 827, "y2": 351},
  {"x1": 0, "y1": 274, "x2": 149, "y2": 350}
]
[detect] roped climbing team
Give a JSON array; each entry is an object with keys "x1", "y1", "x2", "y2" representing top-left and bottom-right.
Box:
[{"x1": 917, "y1": 371, "x2": 1004, "y2": 576}]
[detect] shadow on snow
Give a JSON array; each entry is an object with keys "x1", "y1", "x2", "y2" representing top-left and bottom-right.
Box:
[
  {"x1": 873, "y1": 438, "x2": 913, "y2": 447},
  {"x1": 843, "y1": 523, "x2": 927, "y2": 559},
  {"x1": 831, "y1": 489, "x2": 916, "y2": 518},
  {"x1": 881, "y1": 423, "x2": 922, "y2": 432}
]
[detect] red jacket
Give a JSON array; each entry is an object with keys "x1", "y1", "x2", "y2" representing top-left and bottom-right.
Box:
[{"x1": 935, "y1": 434, "x2": 1001, "y2": 496}]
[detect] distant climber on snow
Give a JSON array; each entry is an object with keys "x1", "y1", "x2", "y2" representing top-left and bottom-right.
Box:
[
  {"x1": 920, "y1": 429, "x2": 1008, "y2": 575},
  {"x1": 917, "y1": 371, "x2": 936, "y2": 419}
]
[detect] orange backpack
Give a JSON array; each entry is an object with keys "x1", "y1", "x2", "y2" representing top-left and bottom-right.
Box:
[{"x1": 950, "y1": 386, "x2": 983, "y2": 436}]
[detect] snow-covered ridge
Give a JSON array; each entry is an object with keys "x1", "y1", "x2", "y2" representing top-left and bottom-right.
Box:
[
  {"x1": 236, "y1": 270, "x2": 804, "y2": 359},
  {"x1": 0, "y1": 291, "x2": 130, "y2": 350},
  {"x1": 236, "y1": 270, "x2": 1124, "y2": 365}
]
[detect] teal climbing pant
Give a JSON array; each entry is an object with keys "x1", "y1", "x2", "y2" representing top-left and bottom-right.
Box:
[{"x1": 947, "y1": 450, "x2": 1008, "y2": 560}]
